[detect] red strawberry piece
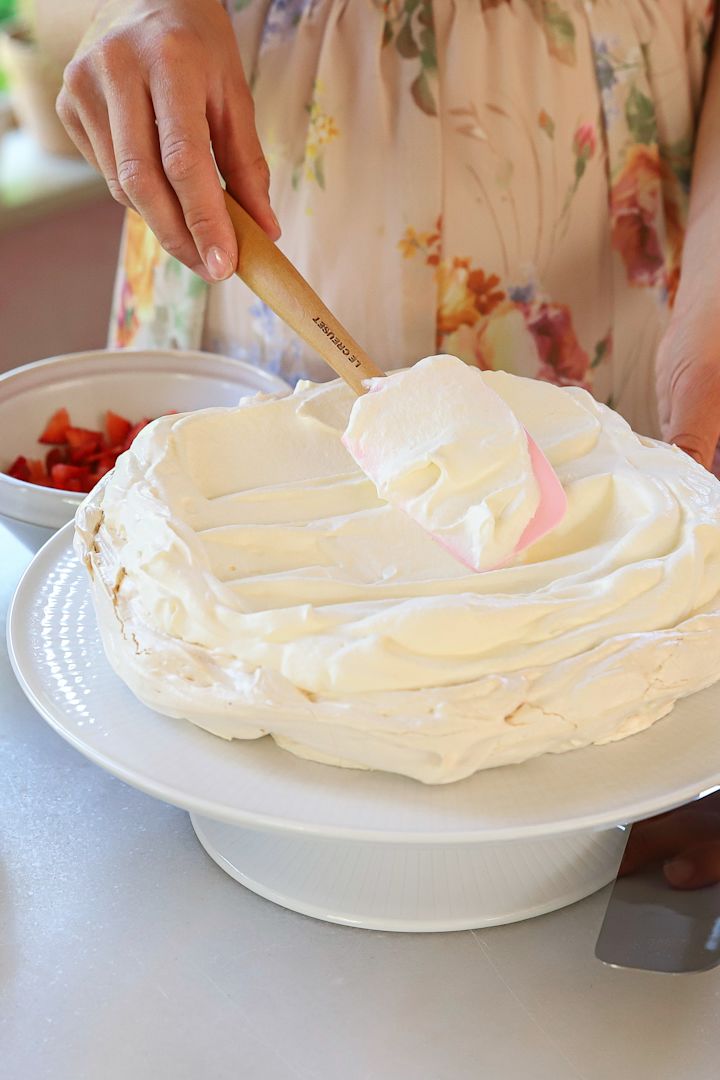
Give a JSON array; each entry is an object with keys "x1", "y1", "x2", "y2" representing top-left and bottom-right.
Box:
[
  {"x1": 90, "y1": 451, "x2": 116, "y2": 481},
  {"x1": 121, "y1": 418, "x2": 151, "y2": 452},
  {"x1": 85, "y1": 445, "x2": 117, "y2": 464},
  {"x1": 50, "y1": 463, "x2": 91, "y2": 491},
  {"x1": 27, "y1": 458, "x2": 49, "y2": 485},
  {"x1": 105, "y1": 410, "x2": 132, "y2": 446},
  {"x1": 66, "y1": 427, "x2": 105, "y2": 462},
  {"x1": 39, "y1": 407, "x2": 71, "y2": 445},
  {"x1": 45, "y1": 446, "x2": 66, "y2": 472},
  {"x1": 7, "y1": 455, "x2": 31, "y2": 481},
  {"x1": 66, "y1": 426, "x2": 103, "y2": 449}
]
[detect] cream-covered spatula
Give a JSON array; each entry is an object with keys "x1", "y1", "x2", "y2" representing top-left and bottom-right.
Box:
[{"x1": 223, "y1": 191, "x2": 567, "y2": 571}]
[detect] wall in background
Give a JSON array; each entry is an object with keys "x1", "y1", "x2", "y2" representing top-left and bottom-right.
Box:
[{"x1": 0, "y1": 194, "x2": 124, "y2": 371}]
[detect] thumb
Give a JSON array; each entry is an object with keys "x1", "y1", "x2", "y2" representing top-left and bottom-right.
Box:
[{"x1": 664, "y1": 840, "x2": 720, "y2": 889}]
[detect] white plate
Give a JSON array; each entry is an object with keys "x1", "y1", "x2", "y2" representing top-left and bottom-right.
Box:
[{"x1": 9, "y1": 525, "x2": 720, "y2": 844}]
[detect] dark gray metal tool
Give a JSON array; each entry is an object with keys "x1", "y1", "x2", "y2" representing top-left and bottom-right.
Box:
[{"x1": 596, "y1": 791, "x2": 720, "y2": 973}]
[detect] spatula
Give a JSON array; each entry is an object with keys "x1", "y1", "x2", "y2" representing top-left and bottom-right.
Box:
[
  {"x1": 223, "y1": 191, "x2": 383, "y2": 393},
  {"x1": 595, "y1": 793, "x2": 720, "y2": 973},
  {"x1": 223, "y1": 192, "x2": 566, "y2": 569}
]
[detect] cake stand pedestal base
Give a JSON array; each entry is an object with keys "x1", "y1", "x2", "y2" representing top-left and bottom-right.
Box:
[{"x1": 190, "y1": 814, "x2": 627, "y2": 932}]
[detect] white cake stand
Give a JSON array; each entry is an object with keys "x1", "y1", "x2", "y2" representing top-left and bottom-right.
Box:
[{"x1": 8, "y1": 527, "x2": 720, "y2": 932}]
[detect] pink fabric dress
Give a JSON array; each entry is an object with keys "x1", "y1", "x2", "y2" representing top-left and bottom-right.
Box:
[{"x1": 109, "y1": 0, "x2": 716, "y2": 438}]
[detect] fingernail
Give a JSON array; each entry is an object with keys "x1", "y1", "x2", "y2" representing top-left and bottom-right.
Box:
[
  {"x1": 665, "y1": 857, "x2": 694, "y2": 885},
  {"x1": 206, "y1": 245, "x2": 233, "y2": 281},
  {"x1": 270, "y1": 209, "x2": 281, "y2": 236}
]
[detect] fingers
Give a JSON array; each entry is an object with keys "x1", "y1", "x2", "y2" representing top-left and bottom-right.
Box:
[
  {"x1": 56, "y1": 92, "x2": 102, "y2": 173},
  {"x1": 56, "y1": 64, "x2": 111, "y2": 191},
  {"x1": 619, "y1": 808, "x2": 720, "y2": 876},
  {"x1": 104, "y1": 67, "x2": 212, "y2": 281},
  {"x1": 664, "y1": 841, "x2": 720, "y2": 889},
  {"x1": 656, "y1": 333, "x2": 720, "y2": 470},
  {"x1": 59, "y1": 52, "x2": 139, "y2": 210},
  {"x1": 74, "y1": 96, "x2": 134, "y2": 211},
  {"x1": 208, "y1": 67, "x2": 280, "y2": 242},
  {"x1": 55, "y1": 12, "x2": 277, "y2": 279},
  {"x1": 149, "y1": 39, "x2": 239, "y2": 280},
  {"x1": 663, "y1": 367, "x2": 720, "y2": 467}
]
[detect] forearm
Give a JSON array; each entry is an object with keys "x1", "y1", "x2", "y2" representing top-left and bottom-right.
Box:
[
  {"x1": 32, "y1": 0, "x2": 99, "y2": 68},
  {"x1": 676, "y1": 24, "x2": 720, "y2": 311}
]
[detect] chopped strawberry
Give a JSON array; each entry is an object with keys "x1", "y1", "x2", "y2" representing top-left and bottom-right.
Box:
[
  {"x1": 27, "y1": 458, "x2": 48, "y2": 485},
  {"x1": 66, "y1": 426, "x2": 104, "y2": 460},
  {"x1": 84, "y1": 445, "x2": 115, "y2": 464},
  {"x1": 90, "y1": 452, "x2": 116, "y2": 481},
  {"x1": 50, "y1": 463, "x2": 90, "y2": 491},
  {"x1": 5, "y1": 406, "x2": 168, "y2": 489},
  {"x1": 121, "y1": 418, "x2": 151, "y2": 452},
  {"x1": 8, "y1": 455, "x2": 31, "y2": 481},
  {"x1": 45, "y1": 446, "x2": 65, "y2": 472},
  {"x1": 39, "y1": 407, "x2": 70, "y2": 444},
  {"x1": 105, "y1": 410, "x2": 132, "y2": 446}
]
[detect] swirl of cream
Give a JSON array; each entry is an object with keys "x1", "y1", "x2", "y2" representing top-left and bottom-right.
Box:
[
  {"x1": 342, "y1": 354, "x2": 548, "y2": 571},
  {"x1": 75, "y1": 368, "x2": 720, "y2": 783}
]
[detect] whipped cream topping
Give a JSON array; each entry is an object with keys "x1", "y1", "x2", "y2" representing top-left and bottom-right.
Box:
[
  {"x1": 75, "y1": 367, "x2": 720, "y2": 784},
  {"x1": 343, "y1": 354, "x2": 548, "y2": 571}
]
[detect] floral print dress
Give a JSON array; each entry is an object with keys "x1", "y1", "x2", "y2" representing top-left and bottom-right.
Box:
[{"x1": 109, "y1": 0, "x2": 716, "y2": 438}]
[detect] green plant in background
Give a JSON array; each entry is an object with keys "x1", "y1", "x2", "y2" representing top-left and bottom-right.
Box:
[{"x1": 0, "y1": 0, "x2": 17, "y2": 92}]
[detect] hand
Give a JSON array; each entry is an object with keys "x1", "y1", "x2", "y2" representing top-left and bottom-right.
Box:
[
  {"x1": 656, "y1": 295, "x2": 720, "y2": 470},
  {"x1": 619, "y1": 792, "x2": 720, "y2": 889},
  {"x1": 56, "y1": 0, "x2": 280, "y2": 283}
]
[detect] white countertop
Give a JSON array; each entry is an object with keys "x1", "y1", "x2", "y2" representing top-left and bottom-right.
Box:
[{"x1": 1, "y1": 521, "x2": 719, "y2": 1080}]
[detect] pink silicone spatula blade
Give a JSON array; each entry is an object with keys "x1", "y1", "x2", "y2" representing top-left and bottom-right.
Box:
[{"x1": 514, "y1": 433, "x2": 568, "y2": 553}]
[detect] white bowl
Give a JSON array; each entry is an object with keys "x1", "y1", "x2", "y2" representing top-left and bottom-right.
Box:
[{"x1": 0, "y1": 348, "x2": 288, "y2": 549}]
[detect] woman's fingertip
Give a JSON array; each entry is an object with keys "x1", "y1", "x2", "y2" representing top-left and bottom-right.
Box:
[{"x1": 664, "y1": 857, "x2": 695, "y2": 886}]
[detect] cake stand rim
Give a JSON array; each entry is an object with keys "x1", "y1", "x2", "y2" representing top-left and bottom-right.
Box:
[{"x1": 8, "y1": 524, "x2": 720, "y2": 845}]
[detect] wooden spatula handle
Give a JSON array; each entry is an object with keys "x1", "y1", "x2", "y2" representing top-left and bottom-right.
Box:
[{"x1": 223, "y1": 192, "x2": 384, "y2": 395}]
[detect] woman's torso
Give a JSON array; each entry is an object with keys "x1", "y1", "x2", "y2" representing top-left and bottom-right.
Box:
[{"x1": 111, "y1": 0, "x2": 716, "y2": 437}]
